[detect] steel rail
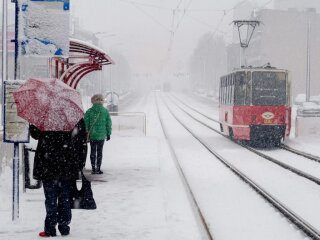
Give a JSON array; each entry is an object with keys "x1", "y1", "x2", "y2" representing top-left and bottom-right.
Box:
[
  {"x1": 169, "y1": 93, "x2": 219, "y2": 123},
  {"x1": 167, "y1": 93, "x2": 320, "y2": 186},
  {"x1": 161, "y1": 94, "x2": 320, "y2": 240},
  {"x1": 155, "y1": 93, "x2": 214, "y2": 240},
  {"x1": 281, "y1": 144, "x2": 320, "y2": 163},
  {"x1": 171, "y1": 94, "x2": 320, "y2": 165}
]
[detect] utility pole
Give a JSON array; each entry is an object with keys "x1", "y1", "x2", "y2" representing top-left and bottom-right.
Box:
[
  {"x1": 306, "y1": 16, "x2": 311, "y2": 102},
  {"x1": 2, "y1": 0, "x2": 8, "y2": 126}
]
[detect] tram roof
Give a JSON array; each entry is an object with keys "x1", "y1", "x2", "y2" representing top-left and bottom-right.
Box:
[
  {"x1": 220, "y1": 67, "x2": 288, "y2": 78},
  {"x1": 230, "y1": 66, "x2": 288, "y2": 73}
]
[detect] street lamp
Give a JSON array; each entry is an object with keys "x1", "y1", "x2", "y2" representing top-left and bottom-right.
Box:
[
  {"x1": 233, "y1": 20, "x2": 260, "y2": 67},
  {"x1": 233, "y1": 20, "x2": 260, "y2": 48}
]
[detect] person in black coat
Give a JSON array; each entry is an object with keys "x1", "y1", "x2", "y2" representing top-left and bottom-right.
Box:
[{"x1": 30, "y1": 119, "x2": 87, "y2": 237}]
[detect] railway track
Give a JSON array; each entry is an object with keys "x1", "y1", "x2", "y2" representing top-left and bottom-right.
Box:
[
  {"x1": 155, "y1": 94, "x2": 214, "y2": 240},
  {"x1": 159, "y1": 93, "x2": 320, "y2": 240},
  {"x1": 280, "y1": 144, "x2": 320, "y2": 163},
  {"x1": 167, "y1": 93, "x2": 320, "y2": 186}
]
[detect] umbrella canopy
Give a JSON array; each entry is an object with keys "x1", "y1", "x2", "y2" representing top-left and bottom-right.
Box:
[{"x1": 13, "y1": 78, "x2": 84, "y2": 131}]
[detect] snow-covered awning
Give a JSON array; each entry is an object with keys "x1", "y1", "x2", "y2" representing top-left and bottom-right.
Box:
[
  {"x1": 69, "y1": 38, "x2": 115, "y2": 65},
  {"x1": 54, "y1": 38, "x2": 115, "y2": 89}
]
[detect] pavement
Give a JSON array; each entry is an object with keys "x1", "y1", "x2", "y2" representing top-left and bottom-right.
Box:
[{"x1": 0, "y1": 132, "x2": 199, "y2": 240}]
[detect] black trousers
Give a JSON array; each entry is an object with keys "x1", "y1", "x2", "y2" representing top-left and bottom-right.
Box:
[
  {"x1": 90, "y1": 140, "x2": 105, "y2": 171},
  {"x1": 43, "y1": 179, "x2": 71, "y2": 235}
]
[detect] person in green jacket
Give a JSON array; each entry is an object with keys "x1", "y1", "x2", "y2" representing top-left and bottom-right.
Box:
[{"x1": 84, "y1": 94, "x2": 112, "y2": 174}]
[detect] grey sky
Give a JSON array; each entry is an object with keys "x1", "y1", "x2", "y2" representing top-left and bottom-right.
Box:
[{"x1": 71, "y1": 0, "x2": 273, "y2": 74}]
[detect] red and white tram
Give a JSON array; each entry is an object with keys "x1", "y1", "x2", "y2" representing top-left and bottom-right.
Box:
[{"x1": 219, "y1": 67, "x2": 291, "y2": 146}]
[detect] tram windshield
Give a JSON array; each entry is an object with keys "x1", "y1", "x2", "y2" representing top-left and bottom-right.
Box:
[{"x1": 252, "y1": 71, "x2": 287, "y2": 106}]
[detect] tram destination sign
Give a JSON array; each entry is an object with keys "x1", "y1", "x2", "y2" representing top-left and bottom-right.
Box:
[{"x1": 3, "y1": 80, "x2": 29, "y2": 143}]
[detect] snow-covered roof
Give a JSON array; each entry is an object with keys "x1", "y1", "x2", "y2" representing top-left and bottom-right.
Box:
[{"x1": 69, "y1": 38, "x2": 115, "y2": 65}]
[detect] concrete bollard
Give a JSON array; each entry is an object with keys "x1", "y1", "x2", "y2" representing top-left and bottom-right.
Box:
[{"x1": 295, "y1": 116, "x2": 320, "y2": 137}]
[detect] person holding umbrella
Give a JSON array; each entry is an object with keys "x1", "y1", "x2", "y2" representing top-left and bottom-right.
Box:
[
  {"x1": 84, "y1": 94, "x2": 112, "y2": 174},
  {"x1": 13, "y1": 78, "x2": 87, "y2": 237},
  {"x1": 30, "y1": 119, "x2": 87, "y2": 237}
]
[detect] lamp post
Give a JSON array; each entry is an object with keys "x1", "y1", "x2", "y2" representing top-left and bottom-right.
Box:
[
  {"x1": 306, "y1": 16, "x2": 311, "y2": 102},
  {"x1": 233, "y1": 20, "x2": 260, "y2": 67}
]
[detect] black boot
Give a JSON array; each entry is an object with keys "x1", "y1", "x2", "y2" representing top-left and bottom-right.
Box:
[{"x1": 96, "y1": 169, "x2": 103, "y2": 174}]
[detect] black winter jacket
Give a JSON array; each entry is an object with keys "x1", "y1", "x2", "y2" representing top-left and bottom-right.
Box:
[{"x1": 30, "y1": 119, "x2": 87, "y2": 181}]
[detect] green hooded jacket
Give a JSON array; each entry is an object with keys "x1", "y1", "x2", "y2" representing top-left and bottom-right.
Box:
[{"x1": 84, "y1": 104, "x2": 112, "y2": 140}]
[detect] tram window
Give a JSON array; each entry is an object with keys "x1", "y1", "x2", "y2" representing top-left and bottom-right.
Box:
[
  {"x1": 225, "y1": 77, "x2": 228, "y2": 104},
  {"x1": 234, "y1": 72, "x2": 246, "y2": 105},
  {"x1": 223, "y1": 86, "x2": 225, "y2": 104},
  {"x1": 221, "y1": 82, "x2": 224, "y2": 104},
  {"x1": 224, "y1": 86, "x2": 226, "y2": 104},
  {"x1": 228, "y1": 85, "x2": 231, "y2": 104},
  {"x1": 245, "y1": 71, "x2": 252, "y2": 105},
  {"x1": 231, "y1": 84, "x2": 234, "y2": 105},
  {"x1": 222, "y1": 86, "x2": 224, "y2": 104},
  {"x1": 233, "y1": 74, "x2": 236, "y2": 104},
  {"x1": 252, "y1": 71, "x2": 287, "y2": 106},
  {"x1": 228, "y1": 75, "x2": 232, "y2": 104},
  {"x1": 226, "y1": 84, "x2": 229, "y2": 105}
]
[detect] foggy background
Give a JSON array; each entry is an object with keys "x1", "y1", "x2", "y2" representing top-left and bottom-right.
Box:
[{"x1": 3, "y1": 0, "x2": 320, "y2": 100}]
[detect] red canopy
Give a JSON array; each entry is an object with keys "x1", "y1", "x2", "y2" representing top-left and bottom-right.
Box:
[{"x1": 52, "y1": 38, "x2": 114, "y2": 89}]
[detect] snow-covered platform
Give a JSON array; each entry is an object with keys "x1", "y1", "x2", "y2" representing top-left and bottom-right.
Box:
[{"x1": 0, "y1": 135, "x2": 199, "y2": 240}]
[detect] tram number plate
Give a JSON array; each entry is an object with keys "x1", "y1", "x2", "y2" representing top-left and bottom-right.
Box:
[{"x1": 264, "y1": 119, "x2": 273, "y2": 124}]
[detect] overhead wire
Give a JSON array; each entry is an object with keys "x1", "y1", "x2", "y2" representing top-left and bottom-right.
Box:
[
  {"x1": 116, "y1": 0, "x2": 271, "y2": 71},
  {"x1": 127, "y1": 1, "x2": 172, "y2": 33},
  {"x1": 207, "y1": 0, "x2": 273, "y2": 42},
  {"x1": 259, "y1": 0, "x2": 273, "y2": 9},
  {"x1": 175, "y1": 0, "x2": 184, "y2": 11},
  {"x1": 174, "y1": 0, "x2": 193, "y2": 31},
  {"x1": 185, "y1": 13, "x2": 216, "y2": 29},
  {"x1": 168, "y1": 0, "x2": 184, "y2": 48},
  {"x1": 167, "y1": 9, "x2": 176, "y2": 52},
  {"x1": 117, "y1": 0, "x2": 239, "y2": 13},
  {"x1": 243, "y1": 0, "x2": 274, "y2": 19},
  {"x1": 167, "y1": 0, "x2": 193, "y2": 52},
  {"x1": 167, "y1": 0, "x2": 189, "y2": 52},
  {"x1": 117, "y1": 0, "x2": 172, "y2": 11}
]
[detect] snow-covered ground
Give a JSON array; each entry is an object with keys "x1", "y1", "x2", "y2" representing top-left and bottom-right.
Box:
[
  {"x1": 0, "y1": 93, "x2": 200, "y2": 239},
  {"x1": 1, "y1": 91, "x2": 320, "y2": 239}
]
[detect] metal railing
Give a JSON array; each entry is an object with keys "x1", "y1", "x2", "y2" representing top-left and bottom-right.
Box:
[{"x1": 110, "y1": 112, "x2": 146, "y2": 136}]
